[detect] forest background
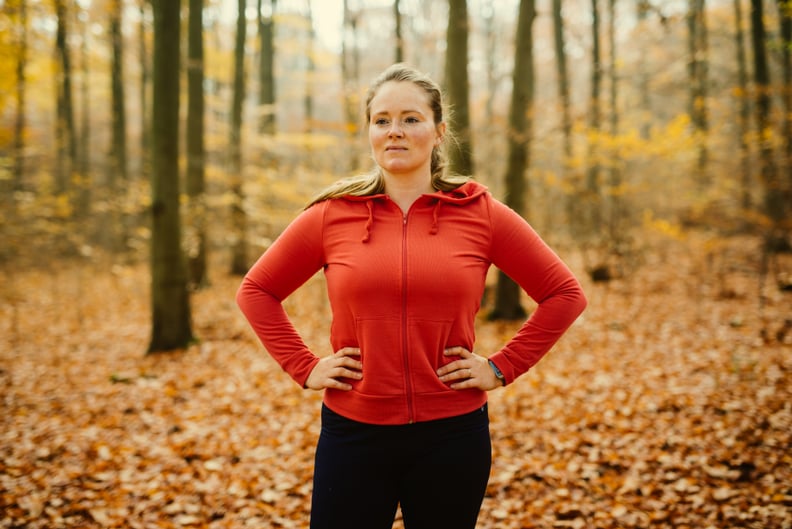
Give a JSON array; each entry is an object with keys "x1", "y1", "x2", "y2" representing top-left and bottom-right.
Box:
[{"x1": 1, "y1": 0, "x2": 791, "y2": 528}]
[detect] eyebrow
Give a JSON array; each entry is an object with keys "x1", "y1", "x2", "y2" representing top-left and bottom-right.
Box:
[{"x1": 371, "y1": 109, "x2": 426, "y2": 117}]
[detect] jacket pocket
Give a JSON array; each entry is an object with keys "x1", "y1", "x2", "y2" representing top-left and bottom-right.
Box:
[
  {"x1": 407, "y1": 317, "x2": 457, "y2": 393},
  {"x1": 353, "y1": 316, "x2": 404, "y2": 395}
]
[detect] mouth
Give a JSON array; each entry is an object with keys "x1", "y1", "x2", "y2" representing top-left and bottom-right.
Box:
[{"x1": 386, "y1": 146, "x2": 407, "y2": 151}]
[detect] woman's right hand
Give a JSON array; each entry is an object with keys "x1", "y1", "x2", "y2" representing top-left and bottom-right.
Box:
[{"x1": 305, "y1": 347, "x2": 362, "y2": 391}]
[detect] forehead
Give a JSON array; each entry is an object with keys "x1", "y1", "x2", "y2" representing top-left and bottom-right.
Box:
[{"x1": 369, "y1": 81, "x2": 432, "y2": 115}]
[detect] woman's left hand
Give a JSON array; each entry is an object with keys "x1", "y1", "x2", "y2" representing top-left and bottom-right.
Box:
[{"x1": 436, "y1": 347, "x2": 502, "y2": 391}]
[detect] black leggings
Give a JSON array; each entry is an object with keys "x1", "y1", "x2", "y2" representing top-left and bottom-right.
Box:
[{"x1": 310, "y1": 404, "x2": 491, "y2": 529}]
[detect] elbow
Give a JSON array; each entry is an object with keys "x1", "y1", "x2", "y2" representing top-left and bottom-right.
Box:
[
  {"x1": 235, "y1": 276, "x2": 255, "y2": 317},
  {"x1": 568, "y1": 277, "x2": 588, "y2": 319},
  {"x1": 576, "y1": 283, "x2": 589, "y2": 314}
]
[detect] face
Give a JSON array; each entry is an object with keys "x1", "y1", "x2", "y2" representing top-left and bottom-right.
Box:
[{"x1": 368, "y1": 81, "x2": 445, "y2": 181}]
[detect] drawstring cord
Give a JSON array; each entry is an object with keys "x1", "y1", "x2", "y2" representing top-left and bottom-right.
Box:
[
  {"x1": 430, "y1": 201, "x2": 441, "y2": 235},
  {"x1": 362, "y1": 201, "x2": 374, "y2": 242}
]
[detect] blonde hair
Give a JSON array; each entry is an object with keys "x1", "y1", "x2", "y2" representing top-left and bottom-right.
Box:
[{"x1": 307, "y1": 63, "x2": 470, "y2": 208}]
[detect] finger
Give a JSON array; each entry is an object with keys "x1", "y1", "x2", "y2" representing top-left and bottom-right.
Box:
[
  {"x1": 444, "y1": 346, "x2": 470, "y2": 358},
  {"x1": 436, "y1": 359, "x2": 465, "y2": 376},
  {"x1": 338, "y1": 356, "x2": 363, "y2": 370},
  {"x1": 438, "y1": 366, "x2": 471, "y2": 383},
  {"x1": 332, "y1": 366, "x2": 363, "y2": 380},
  {"x1": 326, "y1": 378, "x2": 353, "y2": 391},
  {"x1": 449, "y1": 378, "x2": 475, "y2": 390},
  {"x1": 436, "y1": 362, "x2": 456, "y2": 377},
  {"x1": 335, "y1": 347, "x2": 361, "y2": 357},
  {"x1": 332, "y1": 354, "x2": 362, "y2": 372}
]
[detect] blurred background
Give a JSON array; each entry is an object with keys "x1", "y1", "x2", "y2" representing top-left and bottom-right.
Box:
[{"x1": 0, "y1": 0, "x2": 790, "y2": 343}]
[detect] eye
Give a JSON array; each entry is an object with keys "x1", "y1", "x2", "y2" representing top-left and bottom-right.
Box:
[
  {"x1": 374, "y1": 118, "x2": 390, "y2": 126},
  {"x1": 404, "y1": 116, "x2": 420, "y2": 124}
]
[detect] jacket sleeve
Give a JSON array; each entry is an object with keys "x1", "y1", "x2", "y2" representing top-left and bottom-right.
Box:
[
  {"x1": 235, "y1": 202, "x2": 328, "y2": 387},
  {"x1": 485, "y1": 196, "x2": 587, "y2": 384}
]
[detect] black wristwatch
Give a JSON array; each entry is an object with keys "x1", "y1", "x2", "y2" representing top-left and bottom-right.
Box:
[{"x1": 488, "y1": 359, "x2": 506, "y2": 386}]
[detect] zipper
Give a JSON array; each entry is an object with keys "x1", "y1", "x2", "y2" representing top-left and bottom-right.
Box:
[{"x1": 401, "y1": 212, "x2": 414, "y2": 423}]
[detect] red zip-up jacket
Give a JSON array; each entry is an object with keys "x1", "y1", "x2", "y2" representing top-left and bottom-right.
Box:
[{"x1": 236, "y1": 181, "x2": 587, "y2": 425}]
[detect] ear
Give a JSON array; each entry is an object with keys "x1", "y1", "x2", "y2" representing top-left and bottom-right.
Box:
[{"x1": 435, "y1": 122, "x2": 447, "y2": 145}]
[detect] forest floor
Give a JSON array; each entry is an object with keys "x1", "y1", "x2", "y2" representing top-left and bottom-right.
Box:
[{"x1": 1, "y1": 232, "x2": 790, "y2": 529}]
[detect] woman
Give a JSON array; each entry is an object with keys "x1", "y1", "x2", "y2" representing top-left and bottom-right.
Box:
[{"x1": 236, "y1": 63, "x2": 587, "y2": 529}]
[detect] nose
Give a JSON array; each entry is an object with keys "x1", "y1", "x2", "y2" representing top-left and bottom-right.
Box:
[{"x1": 387, "y1": 121, "x2": 404, "y2": 137}]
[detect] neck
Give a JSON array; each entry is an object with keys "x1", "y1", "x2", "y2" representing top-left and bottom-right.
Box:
[{"x1": 383, "y1": 171, "x2": 434, "y2": 214}]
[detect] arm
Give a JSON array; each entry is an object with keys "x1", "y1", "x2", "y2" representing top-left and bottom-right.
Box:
[
  {"x1": 236, "y1": 202, "x2": 328, "y2": 386},
  {"x1": 486, "y1": 197, "x2": 588, "y2": 384}
]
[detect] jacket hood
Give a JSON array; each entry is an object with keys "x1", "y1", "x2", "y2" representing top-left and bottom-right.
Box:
[{"x1": 342, "y1": 180, "x2": 489, "y2": 242}]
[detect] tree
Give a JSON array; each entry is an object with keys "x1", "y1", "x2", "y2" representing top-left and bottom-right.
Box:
[
  {"x1": 606, "y1": 0, "x2": 624, "y2": 241},
  {"x1": 138, "y1": 0, "x2": 150, "y2": 176},
  {"x1": 186, "y1": 0, "x2": 208, "y2": 289},
  {"x1": 750, "y1": 0, "x2": 784, "y2": 239},
  {"x1": 394, "y1": 0, "x2": 404, "y2": 63},
  {"x1": 444, "y1": 0, "x2": 474, "y2": 176},
  {"x1": 552, "y1": 0, "x2": 573, "y2": 176},
  {"x1": 636, "y1": 0, "x2": 652, "y2": 139},
  {"x1": 733, "y1": 0, "x2": 752, "y2": 211},
  {"x1": 77, "y1": 5, "x2": 90, "y2": 187},
  {"x1": 580, "y1": 0, "x2": 603, "y2": 243},
  {"x1": 109, "y1": 0, "x2": 128, "y2": 187},
  {"x1": 75, "y1": 2, "x2": 90, "y2": 218},
  {"x1": 490, "y1": 0, "x2": 535, "y2": 321},
  {"x1": 148, "y1": 0, "x2": 193, "y2": 353},
  {"x1": 229, "y1": 0, "x2": 249, "y2": 275},
  {"x1": 304, "y1": 0, "x2": 315, "y2": 134},
  {"x1": 777, "y1": 0, "x2": 792, "y2": 186},
  {"x1": 552, "y1": 0, "x2": 578, "y2": 238},
  {"x1": 11, "y1": 0, "x2": 28, "y2": 192},
  {"x1": 257, "y1": 0, "x2": 277, "y2": 136},
  {"x1": 687, "y1": 0, "x2": 709, "y2": 188},
  {"x1": 481, "y1": 0, "x2": 498, "y2": 123},
  {"x1": 54, "y1": 0, "x2": 77, "y2": 195},
  {"x1": 341, "y1": 0, "x2": 361, "y2": 171}
]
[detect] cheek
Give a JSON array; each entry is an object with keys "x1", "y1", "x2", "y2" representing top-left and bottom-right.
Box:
[{"x1": 369, "y1": 128, "x2": 386, "y2": 149}]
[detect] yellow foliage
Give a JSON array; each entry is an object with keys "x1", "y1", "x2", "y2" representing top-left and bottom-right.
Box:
[{"x1": 642, "y1": 210, "x2": 686, "y2": 240}]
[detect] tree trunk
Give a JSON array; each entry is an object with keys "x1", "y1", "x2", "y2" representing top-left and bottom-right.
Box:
[
  {"x1": 139, "y1": 0, "x2": 150, "y2": 177},
  {"x1": 187, "y1": 0, "x2": 208, "y2": 289},
  {"x1": 229, "y1": 0, "x2": 249, "y2": 275},
  {"x1": 341, "y1": 0, "x2": 361, "y2": 172},
  {"x1": 148, "y1": 0, "x2": 193, "y2": 353},
  {"x1": 12, "y1": 0, "x2": 28, "y2": 192},
  {"x1": 553, "y1": 0, "x2": 576, "y2": 237},
  {"x1": 258, "y1": 0, "x2": 277, "y2": 136},
  {"x1": 751, "y1": 0, "x2": 783, "y2": 235},
  {"x1": 607, "y1": 0, "x2": 623, "y2": 241},
  {"x1": 304, "y1": 0, "x2": 315, "y2": 135},
  {"x1": 54, "y1": 0, "x2": 77, "y2": 195},
  {"x1": 777, "y1": 0, "x2": 792, "y2": 194},
  {"x1": 687, "y1": 0, "x2": 709, "y2": 188},
  {"x1": 552, "y1": 0, "x2": 572, "y2": 168},
  {"x1": 636, "y1": 0, "x2": 651, "y2": 139},
  {"x1": 394, "y1": 0, "x2": 404, "y2": 63},
  {"x1": 444, "y1": 0, "x2": 474, "y2": 176},
  {"x1": 482, "y1": 0, "x2": 497, "y2": 123},
  {"x1": 109, "y1": 0, "x2": 128, "y2": 187},
  {"x1": 734, "y1": 0, "x2": 752, "y2": 212},
  {"x1": 582, "y1": 0, "x2": 602, "y2": 241},
  {"x1": 75, "y1": 2, "x2": 91, "y2": 218},
  {"x1": 490, "y1": 0, "x2": 535, "y2": 321}
]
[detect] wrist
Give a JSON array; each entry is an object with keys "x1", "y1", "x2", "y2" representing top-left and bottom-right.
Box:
[{"x1": 488, "y1": 359, "x2": 506, "y2": 386}]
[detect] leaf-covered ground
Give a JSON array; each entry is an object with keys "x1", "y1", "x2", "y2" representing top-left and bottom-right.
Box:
[{"x1": 1, "y1": 234, "x2": 790, "y2": 528}]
